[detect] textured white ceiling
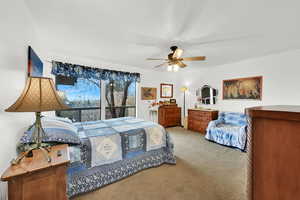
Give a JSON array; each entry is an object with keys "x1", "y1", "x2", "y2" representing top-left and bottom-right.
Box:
[{"x1": 25, "y1": 0, "x2": 300, "y2": 70}]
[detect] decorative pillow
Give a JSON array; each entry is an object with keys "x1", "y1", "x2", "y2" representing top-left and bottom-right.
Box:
[{"x1": 20, "y1": 119, "x2": 81, "y2": 145}]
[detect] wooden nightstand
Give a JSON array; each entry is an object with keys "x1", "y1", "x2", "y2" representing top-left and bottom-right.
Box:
[{"x1": 1, "y1": 144, "x2": 70, "y2": 200}]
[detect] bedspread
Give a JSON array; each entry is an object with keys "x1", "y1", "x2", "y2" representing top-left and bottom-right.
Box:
[{"x1": 68, "y1": 117, "x2": 176, "y2": 197}]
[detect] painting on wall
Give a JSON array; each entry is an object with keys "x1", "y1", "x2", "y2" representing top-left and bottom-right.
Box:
[
  {"x1": 141, "y1": 87, "x2": 157, "y2": 100},
  {"x1": 28, "y1": 46, "x2": 43, "y2": 77},
  {"x1": 223, "y1": 76, "x2": 263, "y2": 100},
  {"x1": 160, "y1": 83, "x2": 173, "y2": 98}
]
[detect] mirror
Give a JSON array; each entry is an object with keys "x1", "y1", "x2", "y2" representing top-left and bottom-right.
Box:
[{"x1": 196, "y1": 85, "x2": 217, "y2": 105}]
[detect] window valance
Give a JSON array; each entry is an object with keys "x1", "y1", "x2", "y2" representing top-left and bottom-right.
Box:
[{"x1": 51, "y1": 61, "x2": 141, "y2": 83}]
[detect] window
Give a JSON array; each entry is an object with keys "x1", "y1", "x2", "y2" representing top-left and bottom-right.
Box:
[
  {"x1": 105, "y1": 79, "x2": 136, "y2": 119},
  {"x1": 55, "y1": 76, "x2": 136, "y2": 122},
  {"x1": 56, "y1": 76, "x2": 101, "y2": 122}
]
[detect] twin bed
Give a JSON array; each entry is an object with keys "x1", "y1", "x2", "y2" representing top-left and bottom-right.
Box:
[{"x1": 19, "y1": 116, "x2": 176, "y2": 198}]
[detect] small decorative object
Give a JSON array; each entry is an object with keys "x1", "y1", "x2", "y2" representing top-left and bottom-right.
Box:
[
  {"x1": 5, "y1": 77, "x2": 69, "y2": 165},
  {"x1": 170, "y1": 99, "x2": 176, "y2": 104},
  {"x1": 28, "y1": 46, "x2": 43, "y2": 77},
  {"x1": 164, "y1": 100, "x2": 170, "y2": 104},
  {"x1": 141, "y1": 87, "x2": 157, "y2": 100},
  {"x1": 223, "y1": 76, "x2": 262, "y2": 100},
  {"x1": 197, "y1": 85, "x2": 218, "y2": 104},
  {"x1": 149, "y1": 101, "x2": 160, "y2": 108},
  {"x1": 160, "y1": 83, "x2": 173, "y2": 98}
]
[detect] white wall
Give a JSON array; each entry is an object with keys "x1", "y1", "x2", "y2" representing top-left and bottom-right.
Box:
[
  {"x1": 177, "y1": 49, "x2": 300, "y2": 113},
  {"x1": 41, "y1": 53, "x2": 179, "y2": 122},
  {"x1": 0, "y1": 0, "x2": 38, "y2": 199}
]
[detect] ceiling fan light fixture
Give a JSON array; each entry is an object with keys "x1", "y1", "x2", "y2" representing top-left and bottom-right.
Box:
[
  {"x1": 148, "y1": 46, "x2": 205, "y2": 70},
  {"x1": 173, "y1": 65, "x2": 179, "y2": 72}
]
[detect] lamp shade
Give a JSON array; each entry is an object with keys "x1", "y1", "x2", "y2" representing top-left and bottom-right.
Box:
[
  {"x1": 180, "y1": 86, "x2": 188, "y2": 92},
  {"x1": 5, "y1": 77, "x2": 69, "y2": 112}
]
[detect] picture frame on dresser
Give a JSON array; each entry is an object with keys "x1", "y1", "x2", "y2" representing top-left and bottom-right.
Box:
[{"x1": 160, "y1": 83, "x2": 173, "y2": 98}]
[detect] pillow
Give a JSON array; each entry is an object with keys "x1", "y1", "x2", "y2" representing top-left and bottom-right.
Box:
[
  {"x1": 224, "y1": 112, "x2": 247, "y2": 126},
  {"x1": 20, "y1": 119, "x2": 80, "y2": 145},
  {"x1": 41, "y1": 119, "x2": 78, "y2": 133},
  {"x1": 42, "y1": 116, "x2": 73, "y2": 124}
]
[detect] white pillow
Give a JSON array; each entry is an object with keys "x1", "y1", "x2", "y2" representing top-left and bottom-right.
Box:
[
  {"x1": 42, "y1": 116, "x2": 73, "y2": 124},
  {"x1": 41, "y1": 119, "x2": 78, "y2": 133}
]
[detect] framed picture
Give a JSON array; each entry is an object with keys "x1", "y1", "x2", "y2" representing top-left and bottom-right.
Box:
[
  {"x1": 223, "y1": 76, "x2": 263, "y2": 100},
  {"x1": 141, "y1": 87, "x2": 157, "y2": 100},
  {"x1": 28, "y1": 46, "x2": 43, "y2": 77},
  {"x1": 160, "y1": 83, "x2": 173, "y2": 98},
  {"x1": 170, "y1": 99, "x2": 176, "y2": 104}
]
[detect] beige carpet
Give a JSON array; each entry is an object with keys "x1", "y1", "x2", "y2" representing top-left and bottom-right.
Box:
[{"x1": 73, "y1": 127, "x2": 247, "y2": 200}]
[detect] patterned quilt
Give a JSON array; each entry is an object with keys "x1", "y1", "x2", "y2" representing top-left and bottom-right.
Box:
[{"x1": 68, "y1": 117, "x2": 176, "y2": 197}]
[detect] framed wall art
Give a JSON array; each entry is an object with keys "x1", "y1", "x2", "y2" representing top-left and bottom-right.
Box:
[
  {"x1": 28, "y1": 46, "x2": 43, "y2": 77},
  {"x1": 141, "y1": 87, "x2": 157, "y2": 100},
  {"x1": 223, "y1": 76, "x2": 263, "y2": 100},
  {"x1": 160, "y1": 83, "x2": 173, "y2": 98}
]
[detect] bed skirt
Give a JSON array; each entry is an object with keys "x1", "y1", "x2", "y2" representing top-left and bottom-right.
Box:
[{"x1": 67, "y1": 147, "x2": 175, "y2": 197}]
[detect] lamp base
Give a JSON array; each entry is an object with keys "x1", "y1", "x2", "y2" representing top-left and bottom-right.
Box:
[
  {"x1": 11, "y1": 112, "x2": 52, "y2": 165},
  {"x1": 11, "y1": 144, "x2": 51, "y2": 165}
]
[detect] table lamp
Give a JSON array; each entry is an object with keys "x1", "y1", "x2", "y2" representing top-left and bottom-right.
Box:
[{"x1": 5, "y1": 77, "x2": 69, "y2": 165}]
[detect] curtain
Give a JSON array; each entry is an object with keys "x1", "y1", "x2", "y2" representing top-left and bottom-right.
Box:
[{"x1": 51, "y1": 61, "x2": 141, "y2": 83}]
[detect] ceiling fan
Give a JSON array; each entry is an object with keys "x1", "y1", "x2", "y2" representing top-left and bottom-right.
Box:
[{"x1": 146, "y1": 46, "x2": 206, "y2": 71}]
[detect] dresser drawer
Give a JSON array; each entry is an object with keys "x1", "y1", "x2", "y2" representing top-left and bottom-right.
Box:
[
  {"x1": 166, "y1": 109, "x2": 180, "y2": 114},
  {"x1": 189, "y1": 110, "x2": 212, "y2": 118}
]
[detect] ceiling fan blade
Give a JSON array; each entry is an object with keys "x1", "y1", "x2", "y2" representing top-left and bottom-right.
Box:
[
  {"x1": 181, "y1": 56, "x2": 206, "y2": 61},
  {"x1": 172, "y1": 48, "x2": 184, "y2": 59},
  {"x1": 177, "y1": 61, "x2": 187, "y2": 68},
  {"x1": 153, "y1": 62, "x2": 169, "y2": 68},
  {"x1": 147, "y1": 58, "x2": 168, "y2": 61}
]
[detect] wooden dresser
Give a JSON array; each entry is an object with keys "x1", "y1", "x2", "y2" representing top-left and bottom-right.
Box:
[
  {"x1": 247, "y1": 106, "x2": 300, "y2": 200},
  {"x1": 158, "y1": 105, "x2": 181, "y2": 127},
  {"x1": 1, "y1": 144, "x2": 70, "y2": 200},
  {"x1": 188, "y1": 109, "x2": 218, "y2": 134}
]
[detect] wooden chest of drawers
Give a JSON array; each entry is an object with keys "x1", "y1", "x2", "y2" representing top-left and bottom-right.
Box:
[
  {"x1": 158, "y1": 105, "x2": 181, "y2": 127},
  {"x1": 247, "y1": 106, "x2": 300, "y2": 200},
  {"x1": 188, "y1": 109, "x2": 218, "y2": 134}
]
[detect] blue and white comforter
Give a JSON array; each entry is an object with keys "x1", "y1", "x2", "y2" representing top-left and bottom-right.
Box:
[{"x1": 68, "y1": 117, "x2": 176, "y2": 197}]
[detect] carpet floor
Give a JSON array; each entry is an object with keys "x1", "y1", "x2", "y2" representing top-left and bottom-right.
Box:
[{"x1": 73, "y1": 127, "x2": 247, "y2": 200}]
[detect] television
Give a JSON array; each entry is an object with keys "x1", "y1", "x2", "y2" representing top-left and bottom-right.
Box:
[{"x1": 197, "y1": 85, "x2": 217, "y2": 105}]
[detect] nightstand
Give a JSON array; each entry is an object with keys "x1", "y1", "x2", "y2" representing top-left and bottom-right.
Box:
[{"x1": 1, "y1": 144, "x2": 70, "y2": 200}]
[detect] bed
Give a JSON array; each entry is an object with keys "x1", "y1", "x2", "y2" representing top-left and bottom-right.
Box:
[{"x1": 19, "y1": 116, "x2": 176, "y2": 198}]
